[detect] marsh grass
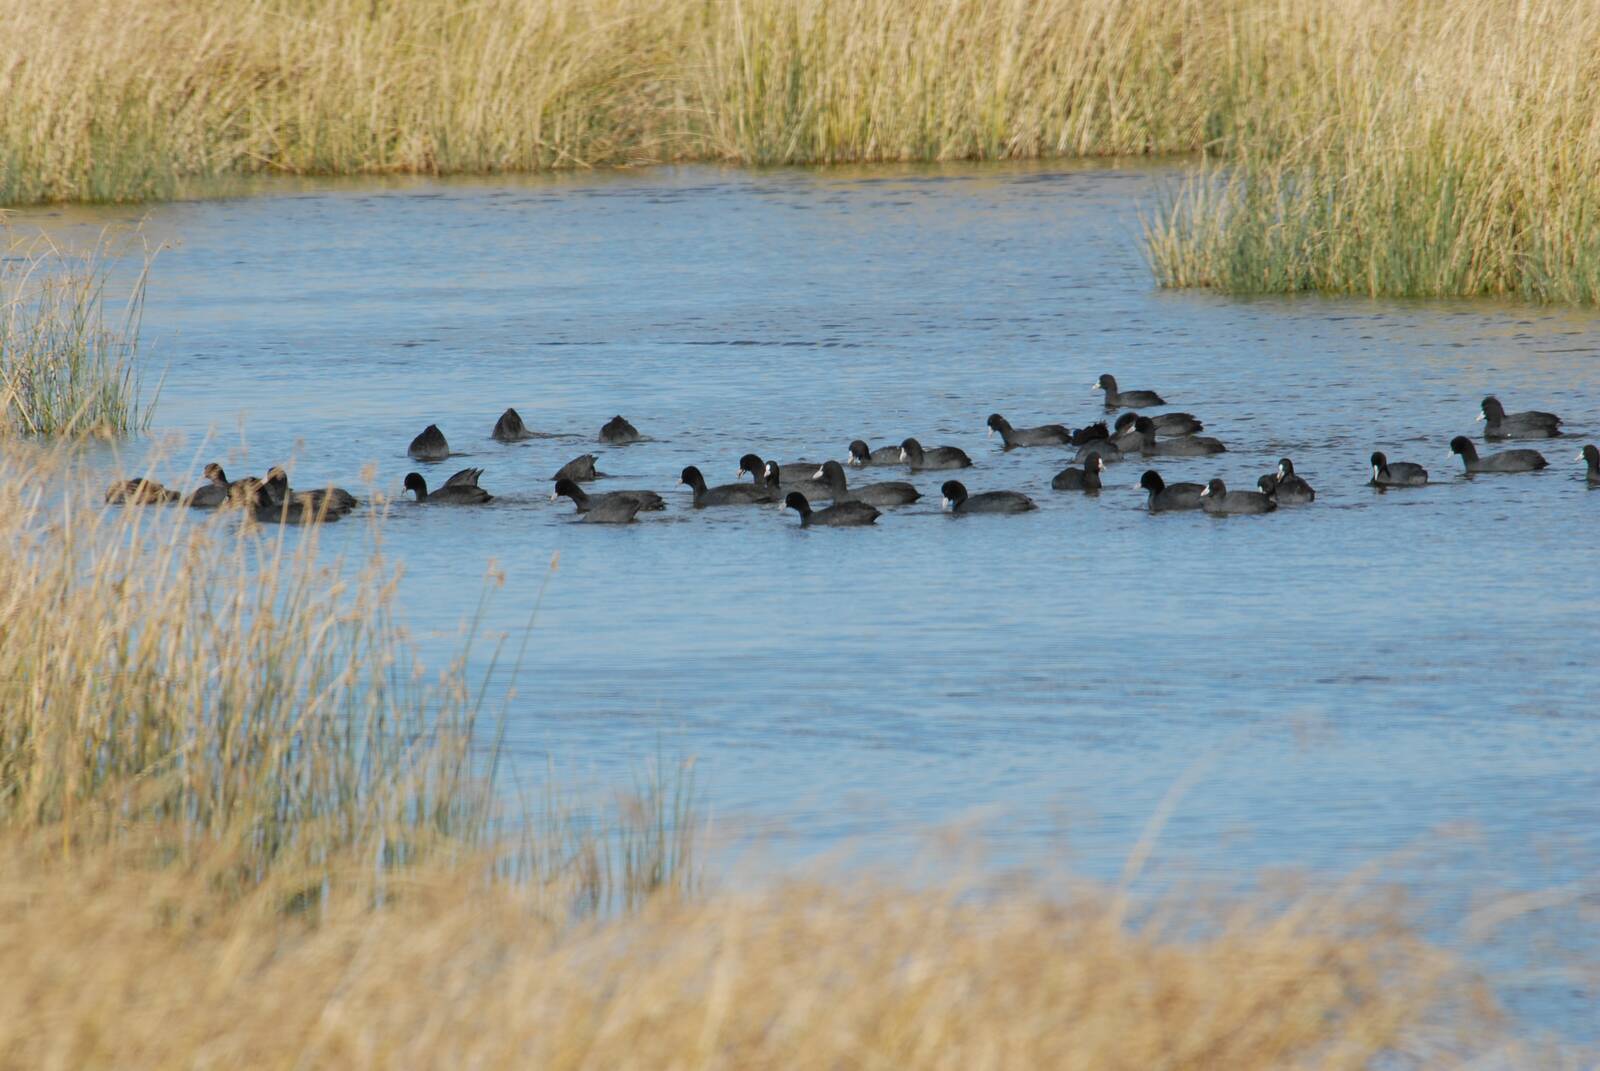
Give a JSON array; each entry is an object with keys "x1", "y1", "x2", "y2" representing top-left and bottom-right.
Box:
[
  {"x1": 0, "y1": 0, "x2": 1248, "y2": 206},
  {"x1": 0, "y1": 234, "x2": 153, "y2": 436},
  {"x1": 1147, "y1": 0, "x2": 1600, "y2": 303},
  {"x1": 0, "y1": 833, "x2": 1500, "y2": 1068},
  {"x1": 10, "y1": 0, "x2": 1596, "y2": 301},
  {"x1": 0, "y1": 445, "x2": 694, "y2": 914},
  {"x1": 0, "y1": 446, "x2": 1568, "y2": 1065}
]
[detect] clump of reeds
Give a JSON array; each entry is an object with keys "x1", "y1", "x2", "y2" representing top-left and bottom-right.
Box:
[
  {"x1": 0, "y1": 841, "x2": 1493, "y2": 1068},
  {"x1": 0, "y1": 445, "x2": 695, "y2": 914},
  {"x1": 0, "y1": 234, "x2": 152, "y2": 436},
  {"x1": 1147, "y1": 0, "x2": 1600, "y2": 304},
  {"x1": 0, "y1": 446, "x2": 1538, "y2": 1065},
  {"x1": 0, "y1": 0, "x2": 1255, "y2": 206}
]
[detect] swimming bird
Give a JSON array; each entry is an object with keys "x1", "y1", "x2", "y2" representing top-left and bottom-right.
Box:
[
  {"x1": 404, "y1": 468, "x2": 493, "y2": 504},
  {"x1": 813, "y1": 460, "x2": 919, "y2": 506},
  {"x1": 1127, "y1": 417, "x2": 1225, "y2": 456},
  {"x1": 599, "y1": 415, "x2": 641, "y2": 443},
  {"x1": 1580, "y1": 444, "x2": 1600, "y2": 486},
  {"x1": 1139, "y1": 470, "x2": 1205, "y2": 512},
  {"x1": 847, "y1": 439, "x2": 904, "y2": 466},
  {"x1": 552, "y1": 454, "x2": 605, "y2": 482},
  {"x1": 986, "y1": 413, "x2": 1072, "y2": 450},
  {"x1": 738, "y1": 454, "x2": 822, "y2": 490},
  {"x1": 899, "y1": 438, "x2": 972, "y2": 471},
  {"x1": 1070, "y1": 422, "x2": 1110, "y2": 446},
  {"x1": 248, "y1": 484, "x2": 342, "y2": 525},
  {"x1": 185, "y1": 463, "x2": 233, "y2": 508},
  {"x1": 1449, "y1": 436, "x2": 1548, "y2": 474},
  {"x1": 1479, "y1": 396, "x2": 1560, "y2": 440},
  {"x1": 940, "y1": 480, "x2": 1036, "y2": 514},
  {"x1": 105, "y1": 478, "x2": 181, "y2": 505},
  {"x1": 1200, "y1": 478, "x2": 1276, "y2": 515},
  {"x1": 408, "y1": 424, "x2": 449, "y2": 461},
  {"x1": 550, "y1": 478, "x2": 664, "y2": 515},
  {"x1": 1113, "y1": 411, "x2": 1203, "y2": 442},
  {"x1": 492, "y1": 408, "x2": 537, "y2": 442},
  {"x1": 1095, "y1": 374, "x2": 1164, "y2": 409},
  {"x1": 1051, "y1": 452, "x2": 1105, "y2": 492},
  {"x1": 1369, "y1": 452, "x2": 1428, "y2": 487},
  {"x1": 264, "y1": 467, "x2": 356, "y2": 517},
  {"x1": 681, "y1": 465, "x2": 773, "y2": 507},
  {"x1": 784, "y1": 492, "x2": 880, "y2": 527},
  {"x1": 1258, "y1": 458, "x2": 1315, "y2": 504},
  {"x1": 1074, "y1": 439, "x2": 1124, "y2": 464}
]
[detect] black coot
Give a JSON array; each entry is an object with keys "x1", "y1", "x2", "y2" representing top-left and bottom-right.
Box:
[
  {"x1": 1051, "y1": 453, "x2": 1105, "y2": 492},
  {"x1": 986, "y1": 413, "x2": 1072, "y2": 450},
  {"x1": 408, "y1": 424, "x2": 450, "y2": 461},
  {"x1": 784, "y1": 492, "x2": 880, "y2": 527},
  {"x1": 1200, "y1": 478, "x2": 1276, "y2": 515},
  {"x1": 1370, "y1": 452, "x2": 1428, "y2": 487},
  {"x1": 1479, "y1": 396, "x2": 1560, "y2": 440},
  {"x1": 814, "y1": 461, "x2": 919, "y2": 506},
  {"x1": 1449, "y1": 436, "x2": 1548, "y2": 473},
  {"x1": 1138, "y1": 470, "x2": 1204, "y2": 512},
  {"x1": 1095, "y1": 373, "x2": 1164, "y2": 408},
  {"x1": 940, "y1": 480, "x2": 1036, "y2": 514},
  {"x1": 900, "y1": 438, "x2": 972, "y2": 471}
]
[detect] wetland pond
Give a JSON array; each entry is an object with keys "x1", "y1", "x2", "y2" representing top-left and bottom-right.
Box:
[{"x1": 21, "y1": 160, "x2": 1600, "y2": 1040}]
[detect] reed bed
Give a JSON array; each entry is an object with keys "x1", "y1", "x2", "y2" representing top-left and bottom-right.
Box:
[
  {"x1": 1147, "y1": 0, "x2": 1600, "y2": 304},
  {"x1": 0, "y1": 446, "x2": 694, "y2": 913},
  {"x1": 0, "y1": 851, "x2": 1497, "y2": 1070},
  {"x1": 0, "y1": 234, "x2": 151, "y2": 436},
  {"x1": 0, "y1": 447, "x2": 1558, "y2": 1066},
  {"x1": 0, "y1": 0, "x2": 1252, "y2": 205},
  {"x1": 10, "y1": 0, "x2": 1595, "y2": 301}
]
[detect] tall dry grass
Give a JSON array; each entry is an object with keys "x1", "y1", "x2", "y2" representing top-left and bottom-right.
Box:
[
  {"x1": 0, "y1": 445, "x2": 1563, "y2": 1066},
  {"x1": 0, "y1": 233, "x2": 152, "y2": 436},
  {"x1": 8, "y1": 0, "x2": 1596, "y2": 300},
  {"x1": 1147, "y1": 0, "x2": 1600, "y2": 303},
  {"x1": 0, "y1": 0, "x2": 1250, "y2": 205},
  {"x1": 0, "y1": 849, "x2": 1497, "y2": 1069},
  {"x1": 0, "y1": 444, "x2": 695, "y2": 913}
]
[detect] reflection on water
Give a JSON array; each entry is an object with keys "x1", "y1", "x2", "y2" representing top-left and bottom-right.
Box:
[{"x1": 16, "y1": 160, "x2": 1600, "y2": 1038}]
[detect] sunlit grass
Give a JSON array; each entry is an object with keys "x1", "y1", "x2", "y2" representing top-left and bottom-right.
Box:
[
  {"x1": 0, "y1": 0, "x2": 1248, "y2": 207},
  {"x1": 0, "y1": 445, "x2": 695, "y2": 914},
  {"x1": 0, "y1": 234, "x2": 153, "y2": 436},
  {"x1": 1147, "y1": 0, "x2": 1600, "y2": 304},
  {"x1": 9, "y1": 0, "x2": 1596, "y2": 301}
]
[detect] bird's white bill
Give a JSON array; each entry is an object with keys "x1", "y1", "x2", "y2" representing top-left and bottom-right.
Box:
[
  {"x1": 940, "y1": 497, "x2": 954, "y2": 511},
  {"x1": 1475, "y1": 412, "x2": 1486, "y2": 422},
  {"x1": 986, "y1": 427, "x2": 994, "y2": 437},
  {"x1": 1199, "y1": 486, "x2": 1212, "y2": 497},
  {"x1": 899, "y1": 449, "x2": 910, "y2": 462},
  {"x1": 548, "y1": 491, "x2": 559, "y2": 502}
]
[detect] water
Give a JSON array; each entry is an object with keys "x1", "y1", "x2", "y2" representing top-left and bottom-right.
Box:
[{"x1": 17, "y1": 161, "x2": 1600, "y2": 1038}]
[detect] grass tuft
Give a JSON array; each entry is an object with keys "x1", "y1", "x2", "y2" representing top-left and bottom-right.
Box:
[{"x1": 0, "y1": 233, "x2": 153, "y2": 436}]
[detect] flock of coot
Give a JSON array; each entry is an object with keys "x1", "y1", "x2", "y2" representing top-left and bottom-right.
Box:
[{"x1": 105, "y1": 374, "x2": 1596, "y2": 526}]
